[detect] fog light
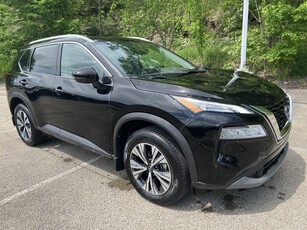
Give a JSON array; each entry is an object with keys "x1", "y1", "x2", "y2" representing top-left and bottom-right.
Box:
[
  {"x1": 220, "y1": 125, "x2": 267, "y2": 140},
  {"x1": 217, "y1": 154, "x2": 237, "y2": 168}
]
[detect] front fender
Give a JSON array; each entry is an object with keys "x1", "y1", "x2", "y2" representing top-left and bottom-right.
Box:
[{"x1": 113, "y1": 112, "x2": 198, "y2": 183}]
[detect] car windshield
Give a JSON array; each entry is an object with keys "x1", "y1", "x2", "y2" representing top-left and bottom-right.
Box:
[{"x1": 94, "y1": 39, "x2": 196, "y2": 78}]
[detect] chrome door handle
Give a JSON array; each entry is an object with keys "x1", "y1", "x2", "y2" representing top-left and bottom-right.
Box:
[
  {"x1": 19, "y1": 79, "x2": 28, "y2": 86},
  {"x1": 54, "y1": 86, "x2": 64, "y2": 94}
]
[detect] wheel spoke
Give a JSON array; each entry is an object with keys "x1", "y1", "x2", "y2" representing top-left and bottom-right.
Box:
[
  {"x1": 21, "y1": 111, "x2": 26, "y2": 121},
  {"x1": 132, "y1": 144, "x2": 148, "y2": 165},
  {"x1": 25, "y1": 126, "x2": 32, "y2": 136},
  {"x1": 150, "y1": 173, "x2": 159, "y2": 195},
  {"x1": 142, "y1": 173, "x2": 151, "y2": 192},
  {"x1": 16, "y1": 119, "x2": 23, "y2": 128},
  {"x1": 151, "y1": 146, "x2": 159, "y2": 163},
  {"x1": 130, "y1": 159, "x2": 147, "y2": 170},
  {"x1": 130, "y1": 159, "x2": 147, "y2": 179},
  {"x1": 17, "y1": 112, "x2": 23, "y2": 123},
  {"x1": 22, "y1": 127, "x2": 28, "y2": 139},
  {"x1": 151, "y1": 154, "x2": 167, "y2": 167},
  {"x1": 153, "y1": 170, "x2": 171, "y2": 183},
  {"x1": 24, "y1": 117, "x2": 30, "y2": 125},
  {"x1": 153, "y1": 170, "x2": 171, "y2": 192}
]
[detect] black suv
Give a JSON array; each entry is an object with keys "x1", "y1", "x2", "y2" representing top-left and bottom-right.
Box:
[{"x1": 5, "y1": 34, "x2": 292, "y2": 205}]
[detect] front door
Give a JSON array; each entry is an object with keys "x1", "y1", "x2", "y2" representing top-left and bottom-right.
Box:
[{"x1": 53, "y1": 43, "x2": 112, "y2": 153}]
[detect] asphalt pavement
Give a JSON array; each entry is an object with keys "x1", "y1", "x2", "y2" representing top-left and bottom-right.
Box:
[{"x1": 0, "y1": 84, "x2": 306, "y2": 229}]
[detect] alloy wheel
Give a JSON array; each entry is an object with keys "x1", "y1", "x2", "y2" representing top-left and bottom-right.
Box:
[
  {"x1": 16, "y1": 110, "x2": 32, "y2": 141},
  {"x1": 129, "y1": 143, "x2": 172, "y2": 195}
]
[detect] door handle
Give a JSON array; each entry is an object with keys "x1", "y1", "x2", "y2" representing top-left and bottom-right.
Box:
[
  {"x1": 54, "y1": 86, "x2": 64, "y2": 94},
  {"x1": 19, "y1": 79, "x2": 28, "y2": 86}
]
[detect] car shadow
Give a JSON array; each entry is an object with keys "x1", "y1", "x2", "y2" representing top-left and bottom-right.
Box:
[
  {"x1": 38, "y1": 137, "x2": 131, "y2": 189},
  {"x1": 39, "y1": 138, "x2": 305, "y2": 214}
]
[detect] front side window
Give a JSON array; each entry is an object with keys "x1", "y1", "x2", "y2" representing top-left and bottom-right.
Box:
[
  {"x1": 30, "y1": 45, "x2": 58, "y2": 75},
  {"x1": 61, "y1": 43, "x2": 104, "y2": 79}
]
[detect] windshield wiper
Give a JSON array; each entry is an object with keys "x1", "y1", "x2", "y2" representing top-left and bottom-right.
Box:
[
  {"x1": 148, "y1": 76, "x2": 168, "y2": 79},
  {"x1": 129, "y1": 73, "x2": 169, "y2": 80},
  {"x1": 178, "y1": 67, "x2": 208, "y2": 77}
]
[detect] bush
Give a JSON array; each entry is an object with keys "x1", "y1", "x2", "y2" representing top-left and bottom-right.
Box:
[
  {"x1": 175, "y1": 45, "x2": 202, "y2": 66},
  {"x1": 203, "y1": 46, "x2": 229, "y2": 69},
  {"x1": 175, "y1": 45, "x2": 229, "y2": 68}
]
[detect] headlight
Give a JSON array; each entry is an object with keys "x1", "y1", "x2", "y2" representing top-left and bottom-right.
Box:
[
  {"x1": 172, "y1": 96, "x2": 253, "y2": 114},
  {"x1": 220, "y1": 125, "x2": 267, "y2": 140}
]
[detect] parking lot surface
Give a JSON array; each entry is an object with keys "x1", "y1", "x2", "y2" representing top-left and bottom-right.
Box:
[{"x1": 0, "y1": 84, "x2": 306, "y2": 229}]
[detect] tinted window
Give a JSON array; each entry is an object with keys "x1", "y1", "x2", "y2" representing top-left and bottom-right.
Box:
[
  {"x1": 61, "y1": 43, "x2": 104, "y2": 79},
  {"x1": 19, "y1": 49, "x2": 32, "y2": 71},
  {"x1": 30, "y1": 45, "x2": 58, "y2": 75}
]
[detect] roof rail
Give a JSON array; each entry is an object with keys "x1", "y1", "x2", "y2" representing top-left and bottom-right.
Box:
[
  {"x1": 126, "y1": 36, "x2": 152, "y2": 42},
  {"x1": 29, "y1": 34, "x2": 93, "y2": 45}
]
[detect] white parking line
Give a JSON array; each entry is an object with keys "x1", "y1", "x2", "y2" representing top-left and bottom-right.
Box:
[
  {"x1": 291, "y1": 146, "x2": 307, "y2": 152},
  {"x1": 0, "y1": 155, "x2": 103, "y2": 206},
  {"x1": 0, "y1": 128, "x2": 15, "y2": 134}
]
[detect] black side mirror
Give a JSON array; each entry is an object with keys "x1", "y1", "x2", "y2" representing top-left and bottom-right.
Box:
[{"x1": 72, "y1": 67, "x2": 99, "y2": 83}]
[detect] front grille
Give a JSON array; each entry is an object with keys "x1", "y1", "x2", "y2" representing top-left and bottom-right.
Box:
[{"x1": 265, "y1": 97, "x2": 290, "y2": 130}]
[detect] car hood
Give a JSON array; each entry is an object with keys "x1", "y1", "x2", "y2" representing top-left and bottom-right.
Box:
[{"x1": 130, "y1": 69, "x2": 286, "y2": 106}]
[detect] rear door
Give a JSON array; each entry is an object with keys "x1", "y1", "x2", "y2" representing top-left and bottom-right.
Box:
[
  {"x1": 16, "y1": 45, "x2": 59, "y2": 127},
  {"x1": 52, "y1": 42, "x2": 112, "y2": 153}
]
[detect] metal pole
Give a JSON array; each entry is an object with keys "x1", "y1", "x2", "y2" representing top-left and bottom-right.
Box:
[{"x1": 240, "y1": 0, "x2": 249, "y2": 69}]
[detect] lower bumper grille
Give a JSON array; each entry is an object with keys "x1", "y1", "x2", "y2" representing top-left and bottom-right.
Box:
[{"x1": 253, "y1": 151, "x2": 282, "y2": 178}]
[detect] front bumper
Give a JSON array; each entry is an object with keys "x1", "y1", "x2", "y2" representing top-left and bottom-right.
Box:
[
  {"x1": 227, "y1": 142, "x2": 288, "y2": 189},
  {"x1": 185, "y1": 102, "x2": 291, "y2": 190},
  {"x1": 192, "y1": 140, "x2": 288, "y2": 190}
]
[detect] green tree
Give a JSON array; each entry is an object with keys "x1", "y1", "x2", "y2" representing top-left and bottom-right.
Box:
[
  {"x1": 0, "y1": 3, "x2": 23, "y2": 78},
  {"x1": 116, "y1": 0, "x2": 184, "y2": 49},
  {"x1": 1, "y1": 0, "x2": 307, "y2": 79},
  {"x1": 183, "y1": 0, "x2": 220, "y2": 67}
]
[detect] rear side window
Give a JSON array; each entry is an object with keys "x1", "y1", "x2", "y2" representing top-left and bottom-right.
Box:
[
  {"x1": 19, "y1": 49, "x2": 32, "y2": 71},
  {"x1": 30, "y1": 45, "x2": 58, "y2": 75}
]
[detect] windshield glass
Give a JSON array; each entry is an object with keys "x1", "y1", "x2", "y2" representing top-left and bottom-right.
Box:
[{"x1": 94, "y1": 39, "x2": 196, "y2": 78}]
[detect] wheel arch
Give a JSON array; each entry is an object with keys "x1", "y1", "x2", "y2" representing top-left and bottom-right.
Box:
[
  {"x1": 113, "y1": 112, "x2": 198, "y2": 183},
  {"x1": 9, "y1": 92, "x2": 39, "y2": 127}
]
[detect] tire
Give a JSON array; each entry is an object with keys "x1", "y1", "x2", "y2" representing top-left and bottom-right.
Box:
[
  {"x1": 14, "y1": 104, "x2": 46, "y2": 146},
  {"x1": 124, "y1": 126, "x2": 190, "y2": 205}
]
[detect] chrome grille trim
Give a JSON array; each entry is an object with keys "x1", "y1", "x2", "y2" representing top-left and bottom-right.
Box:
[
  {"x1": 264, "y1": 96, "x2": 291, "y2": 130},
  {"x1": 250, "y1": 104, "x2": 291, "y2": 141}
]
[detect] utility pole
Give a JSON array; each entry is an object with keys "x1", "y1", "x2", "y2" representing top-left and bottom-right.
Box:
[{"x1": 240, "y1": 0, "x2": 249, "y2": 69}]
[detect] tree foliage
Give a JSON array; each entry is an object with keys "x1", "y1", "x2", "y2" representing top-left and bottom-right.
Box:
[{"x1": 0, "y1": 0, "x2": 307, "y2": 79}]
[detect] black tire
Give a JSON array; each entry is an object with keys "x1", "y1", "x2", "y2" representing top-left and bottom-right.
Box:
[
  {"x1": 14, "y1": 104, "x2": 46, "y2": 146},
  {"x1": 124, "y1": 126, "x2": 190, "y2": 205}
]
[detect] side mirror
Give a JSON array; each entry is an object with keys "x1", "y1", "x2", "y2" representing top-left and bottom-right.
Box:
[{"x1": 72, "y1": 67, "x2": 99, "y2": 83}]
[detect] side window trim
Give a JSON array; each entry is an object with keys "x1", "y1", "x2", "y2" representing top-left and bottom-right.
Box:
[{"x1": 60, "y1": 42, "x2": 112, "y2": 78}]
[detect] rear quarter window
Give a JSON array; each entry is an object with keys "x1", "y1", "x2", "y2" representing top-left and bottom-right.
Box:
[{"x1": 18, "y1": 49, "x2": 32, "y2": 72}]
